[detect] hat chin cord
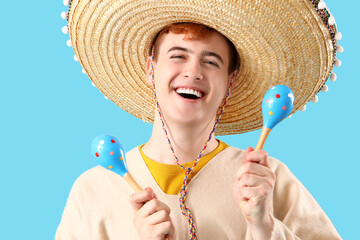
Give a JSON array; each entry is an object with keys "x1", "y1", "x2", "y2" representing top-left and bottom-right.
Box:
[{"x1": 150, "y1": 45, "x2": 236, "y2": 240}]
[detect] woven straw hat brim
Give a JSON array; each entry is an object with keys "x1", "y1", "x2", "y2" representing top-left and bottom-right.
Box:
[{"x1": 68, "y1": 0, "x2": 337, "y2": 135}]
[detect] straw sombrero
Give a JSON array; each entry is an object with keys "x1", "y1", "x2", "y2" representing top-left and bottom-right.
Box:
[{"x1": 61, "y1": 0, "x2": 343, "y2": 135}]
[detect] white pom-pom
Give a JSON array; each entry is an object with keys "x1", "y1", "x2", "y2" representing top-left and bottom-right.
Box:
[
  {"x1": 91, "y1": 81, "x2": 95, "y2": 87},
  {"x1": 63, "y1": 0, "x2": 70, "y2": 6},
  {"x1": 330, "y1": 72, "x2": 337, "y2": 82},
  {"x1": 336, "y1": 45, "x2": 344, "y2": 53},
  {"x1": 104, "y1": 96, "x2": 109, "y2": 100},
  {"x1": 318, "y1": 0, "x2": 326, "y2": 9},
  {"x1": 300, "y1": 105, "x2": 306, "y2": 112},
  {"x1": 82, "y1": 68, "x2": 86, "y2": 74},
  {"x1": 311, "y1": 95, "x2": 319, "y2": 103},
  {"x1": 321, "y1": 85, "x2": 329, "y2": 93},
  {"x1": 328, "y1": 15, "x2": 335, "y2": 25},
  {"x1": 61, "y1": 12, "x2": 68, "y2": 19},
  {"x1": 334, "y1": 59, "x2": 342, "y2": 67},
  {"x1": 287, "y1": 114, "x2": 292, "y2": 118},
  {"x1": 74, "y1": 54, "x2": 78, "y2": 62},
  {"x1": 62, "y1": 26, "x2": 69, "y2": 34},
  {"x1": 66, "y1": 39, "x2": 72, "y2": 47},
  {"x1": 335, "y1": 32, "x2": 342, "y2": 41}
]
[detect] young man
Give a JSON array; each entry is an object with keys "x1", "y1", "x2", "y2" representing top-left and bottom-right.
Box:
[
  {"x1": 131, "y1": 24, "x2": 275, "y2": 239},
  {"x1": 57, "y1": 1, "x2": 342, "y2": 239}
]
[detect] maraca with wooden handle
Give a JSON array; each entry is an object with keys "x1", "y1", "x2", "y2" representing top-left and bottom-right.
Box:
[
  {"x1": 255, "y1": 85, "x2": 295, "y2": 150},
  {"x1": 91, "y1": 134, "x2": 143, "y2": 192}
]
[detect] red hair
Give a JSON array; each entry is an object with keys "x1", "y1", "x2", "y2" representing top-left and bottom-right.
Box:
[{"x1": 151, "y1": 23, "x2": 240, "y2": 74}]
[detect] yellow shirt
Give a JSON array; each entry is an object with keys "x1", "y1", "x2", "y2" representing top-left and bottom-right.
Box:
[{"x1": 139, "y1": 140, "x2": 229, "y2": 195}]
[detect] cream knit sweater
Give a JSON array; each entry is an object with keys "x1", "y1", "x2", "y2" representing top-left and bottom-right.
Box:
[{"x1": 55, "y1": 146, "x2": 341, "y2": 239}]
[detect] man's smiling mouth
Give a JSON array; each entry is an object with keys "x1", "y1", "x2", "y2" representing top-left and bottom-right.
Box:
[{"x1": 175, "y1": 88, "x2": 204, "y2": 100}]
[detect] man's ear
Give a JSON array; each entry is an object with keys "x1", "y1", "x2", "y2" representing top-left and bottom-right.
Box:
[{"x1": 146, "y1": 56, "x2": 154, "y2": 86}]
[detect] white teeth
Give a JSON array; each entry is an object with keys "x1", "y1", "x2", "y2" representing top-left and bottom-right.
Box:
[{"x1": 176, "y1": 88, "x2": 203, "y2": 98}]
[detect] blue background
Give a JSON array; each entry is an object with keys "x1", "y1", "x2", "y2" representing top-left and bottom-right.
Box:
[{"x1": 0, "y1": 0, "x2": 358, "y2": 239}]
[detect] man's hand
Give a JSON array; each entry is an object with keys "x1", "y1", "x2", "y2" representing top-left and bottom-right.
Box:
[
  {"x1": 130, "y1": 187, "x2": 176, "y2": 240},
  {"x1": 233, "y1": 147, "x2": 276, "y2": 240}
]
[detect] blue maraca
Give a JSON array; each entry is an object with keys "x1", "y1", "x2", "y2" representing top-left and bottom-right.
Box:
[
  {"x1": 255, "y1": 85, "x2": 294, "y2": 150},
  {"x1": 91, "y1": 134, "x2": 142, "y2": 192}
]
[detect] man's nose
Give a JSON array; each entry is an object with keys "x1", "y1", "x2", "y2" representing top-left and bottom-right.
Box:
[{"x1": 183, "y1": 61, "x2": 203, "y2": 81}]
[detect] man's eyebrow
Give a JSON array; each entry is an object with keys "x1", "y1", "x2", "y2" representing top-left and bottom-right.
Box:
[
  {"x1": 167, "y1": 46, "x2": 193, "y2": 53},
  {"x1": 167, "y1": 47, "x2": 224, "y2": 65},
  {"x1": 201, "y1": 51, "x2": 224, "y2": 65}
]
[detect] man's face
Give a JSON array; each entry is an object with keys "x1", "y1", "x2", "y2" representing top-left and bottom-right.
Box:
[{"x1": 146, "y1": 32, "x2": 233, "y2": 126}]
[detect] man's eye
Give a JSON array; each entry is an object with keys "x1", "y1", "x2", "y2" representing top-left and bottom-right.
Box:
[
  {"x1": 170, "y1": 55, "x2": 184, "y2": 59},
  {"x1": 205, "y1": 60, "x2": 219, "y2": 67}
]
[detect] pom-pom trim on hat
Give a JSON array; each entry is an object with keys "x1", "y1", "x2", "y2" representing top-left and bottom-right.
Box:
[
  {"x1": 336, "y1": 45, "x2": 344, "y2": 53},
  {"x1": 335, "y1": 32, "x2": 342, "y2": 41},
  {"x1": 66, "y1": 39, "x2": 72, "y2": 47},
  {"x1": 318, "y1": 0, "x2": 326, "y2": 9},
  {"x1": 312, "y1": 0, "x2": 340, "y2": 63},
  {"x1": 334, "y1": 59, "x2": 342, "y2": 67},
  {"x1": 311, "y1": 95, "x2": 319, "y2": 103},
  {"x1": 61, "y1": 11, "x2": 68, "y2": 19},
  {"x1": 330, "y1": 72, "x2": 337, "y2": 82},
  {"x1": 63, "y1": 0, "x2": 70, "y2": 6},
  {"x1": 300, "y1": 105, "x2": 307, "y2": 112},
  {"x1": 61, "y1": 26, "x2": 69, "y2": 34},
  {"x1": 321, "y1": 85, "x2": 329, "y2": 93}
]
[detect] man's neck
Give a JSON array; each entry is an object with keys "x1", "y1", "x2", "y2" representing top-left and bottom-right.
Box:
[{"x1": 142, "y1": 113, "x2": 219, "y2": 165}]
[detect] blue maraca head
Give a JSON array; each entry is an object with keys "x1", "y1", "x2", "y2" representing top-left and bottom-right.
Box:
[
  {"x1": 262, "y1": 85, "x2": 294, "y2": 129},
  {"x1": 91, "y1": 134, "x2": 128, "y2": 177}
]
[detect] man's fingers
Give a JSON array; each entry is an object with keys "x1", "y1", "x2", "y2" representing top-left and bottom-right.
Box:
[
  {"x1": 240, "y1": 186, "x2": 257, "y2": 200},
  {"x1": 242, "y1": 146, "x2": 254, "y2": 164},
  {"x1": 245, "y1": 150, "x2": 270, "y2": 166},
  {"x1": 153, "y1": 221, "x2": 176, "y2": 239},
  {"x1": 236, "y1": 162, "x2": 273, "y2": 180},
  {"x1": 130, "y1": 187, "x2": 176, "y2": 239},
  {"x1": 139, "y1": 198, "x2": 171, "y2": 217},
  {"x1": 145, "y1": 209, "x2": 171, "y2": 225},
  {"x1": 134, "y1": 198, "x2": 172, "y2": 223},
  {"x1": 238, "y1": 173, "x2": 269, "y2": 188},
  {"x1": 239, "y1": 186, "x2": 269, "y2": 202},
  {"x1": 129, "y1": 187, "x2": 157, "y2": 212}
]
